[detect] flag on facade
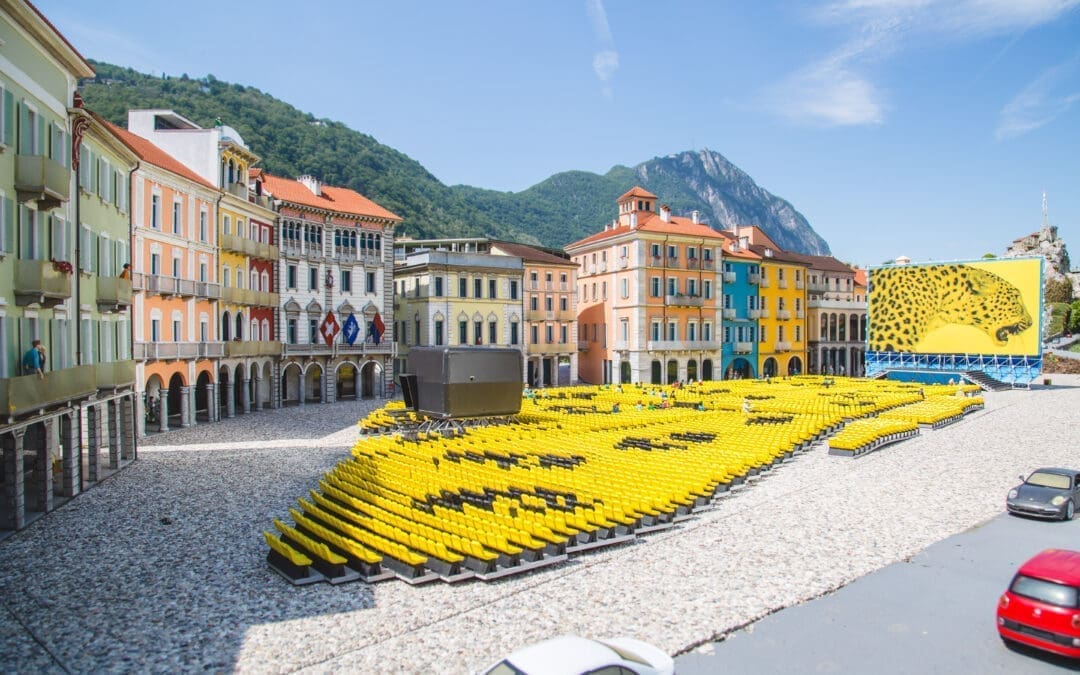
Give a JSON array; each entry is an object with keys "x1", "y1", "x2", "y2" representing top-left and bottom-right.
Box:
[
  {"x1": 319, "y1": 311, "x2": 340, "y2": 346},
  {"x1": 370, "y1": 312, "x2": 385, "y2": 345},
  {"x1": 342, "y1": 313, "x2": 360, "y2": 345}
]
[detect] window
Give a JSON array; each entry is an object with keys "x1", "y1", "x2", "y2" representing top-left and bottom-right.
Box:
[
  {"x1": 545, "y1": 296, "x2": 553, "y2": 311},
  {"x1": 724, "y1": 325, "x2": 731, "y2": 343},
  {"x1": 473, "y1": 278, "x2": 482, "y2": 298},
  {"x1": 459, "y1": 278, "x2": 467, "y2": 297},
  {"x1": 474, "y1": 321, "x2": 482, "y2": 344},
  {"x1": 151, "y1": 194, "x2": 161, "y2": 229},
  {"x1": 510, "y1": 280, "x2": 519, "y2": 300},
  {"x1": 688, "y1": 279, "x2": 698, "y2": 296},
  {"x1": 341, "y1": 270, "x2": 352, "y2": 292},
  {"x1": 199, "y1": 210, "x2": 207, "y2": 241},
  {"x1": 667, "y1": 322, "x2": 677, "y2": 341},
  {"x1": 488, "y1": 320, "x2": 497, "y2": 344},
  {"x1": 287, "y1": 265, "x2": 297, "y2": 289},
  {"x1": 173, "y1": 319, "x2": 182, "y2": 341},
  {"x1": 200, "y1": 262, "x2": 208, "y2": 283},
  {"x1": 545, "y1": 325, "x2": 553, "y2": 343},
  {"x1": 172, "y1": 256, "x2": 181, "y2": 279},
  {"x1": 560, "y1": 324, "x2": 568, "y2": 344},
  {"x1": 560, "y1": 296, "x2": 568, "y2": 311},
  {"x1": 489, "y1": 279, "x2": 497, "y2": 299},
  {"x1": 309, "y1": 267, "x2": 318, "y2": 291},
  {"x1": 458, "y1": 321, "x2": 468, "y2": 344},
  {"x1": 666, "y1": 278, "x2": 676, "y2": 296},
  {"x1": 650, "y1": 277, "x2": 661, "y2": 297},
  {"x1": 667, "y1": 245, "x2": 678, "y2": 259},
  {"x1": 650, "y1": 243, "x2": 661, "y2": 258},
  {"x1": 703, "y1": 322, "x2": 712, "y2": 341},
  {"x1": 510, "y1": 321, "x2": 519, "y2": 345},
  {"x1": 309, "y1": 319, "x2": 318, "y2": 343},
  {"x1": 223, "y1": 267, "x2": 231, "y2": 288},
  {"x1": 530, "y1": 296, "x2": 538, "y2": 311},
  {"x1": 151, "y1": 318, "x2": 161, "y2": 342},
  {"x1": 704, "y1": 248, "x2": 713, "y2": 262},
  {"x1": 688, "y1": 246, "x2": 697, "y2": 260},
  {"x1": 795, "y1": 326, "x2": 802, "y2": 342},
  {"x1": 434, "y1": 320, "x2": 444, "y2": 346},
  {"x1": 601, "y1": 282, "x2": 607, "y2": 299},
  {"x1": 433, "y1": 275, "x2": 443, "y2": 297},
  {"x1": 366, "y1": 271, "x2": 375, "y2": 293},
  {"x1": 651, "y1": 321, "x2": 661, "y2": 341},
  {"x1": 688, "y1": 322, "x2": 698, "y2": 341},
  {"x1": 704, "y1": 280, "x2": 713, "y2": 299},
  {"x1": 723, "y1": 294, "x2": 732, "y2": 309},
  {"x1": 530, "y1": 324, "x2": 538, "y2": 344},
  {"x1": 150, "y1": 252, "x2": 160, "y2": 275},
  {"x1": 172, "y1": 199, "x2": 182, "y2": 234},
  {"x1": 620, "y1": 319, "x2": 628, "y2": 341}
]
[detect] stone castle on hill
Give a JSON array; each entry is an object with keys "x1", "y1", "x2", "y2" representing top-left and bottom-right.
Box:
[{"x1": 1004, "y1": 195, "x2": 1079, "y2": 296}]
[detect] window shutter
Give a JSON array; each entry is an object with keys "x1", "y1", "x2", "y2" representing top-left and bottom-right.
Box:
[
  {"x1": 79, "y1": 146, "x2": 89, "y2": 189},
  {"x1": 79, "y1": 226, "x2": 91, "y2": 272},
  {"x1": 89, "y1": 150, "x2": 97, "y2": 193},
  {"x1": 18, "y1": 102, "x2": 30, "y2": 153},
  {"x1": 37, "y1": 114, "x2": 46, "y2": 156},
  {"x1": 2, "y1": 197, "x2": 13, "y2": 254},
  {"x1": 1, "y1": 90, "x2": 11, "y2": 145},
  {"x1": 98, "y1": 236, "x2": 110, "y2": 276},
  {"x1": 63, "y1": 130, "x2": 71, "y2": 168}
]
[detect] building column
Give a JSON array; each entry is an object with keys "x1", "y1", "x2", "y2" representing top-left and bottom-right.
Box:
[
  {"x1": 187, "y1": 386, "x2": 197, "y2": 427},
  {"x1": 242, "y1": 378, "x2": 252, "y2": 414},
  {"x1": 109, "y1": 399, "x2": 122, "y2": 469},
  {"x1": 298, "y1": 373, "x2": 306, "y2": 408},
  {"x1": 225, "y1": 381, "x2": 236, "y2": 418},
  {"x1": 159, "y1": 390, "x2": 169, "y2": 433},
  {"x1": 121, "y1": 395, "x2": 136, "y2": 461},
  {"x1": 135, "y1": 395, "x2": 146, "y2": 438},
  {"x1": 179, "y1": 386, "x2": 192, "y2": 427},
  {"x1": 35, "y1": 417, "x2": 58, "y2": 514},
  {"x1": 2, "y1": 429, "x2": 26, "y2": 530},
  {"x1": 354, "y1": 367, "x2": 361, "y2": 400},
  {"x1": 326, "y1": 365, "x2": 337, "y2": 404},
  {"x1": 270, "y1": 363, "x2": 281, "y2": 409},
  {"x1": 87, "y1": 403, "x2": 102, "y2": 482},
  {"x1": 253, "y1": 377, "x2": 264, "y2": 412},
  {"x1": 205, "y1": 383, "x2": 217, "y2": 422},
  {"x1": 61, "y1": 412, "x2": 79, "y2": 498}
]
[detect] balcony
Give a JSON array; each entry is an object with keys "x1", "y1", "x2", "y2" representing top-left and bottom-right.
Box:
[
  {"x1": 196, "y1": 281, "x2": 221, "y2": 299},
  {"x1": 221, "y1": 286, "x2": 279, "y2": 307},
  {"x1": 665, "y1": 294, "x2": 704, "y2": 307},
  {"x1": 618, "y1": 257, "x2": 629, "y2": 269},
  {"x1": 758, "y1": 309, "x2": 771, "y2": 319},
  {"x1": 15, "y1": 155, "x2": 69, "y2": 209},
  {"x1": 134, "y1": 341, "x2": 200, "y2": 361},
  {"x1": 777, "y1": 309, "x2": 792, "y2": 320},
  {"x1": 577, "y1": 341, "x2": 589, "y2": 351},
  {"x1": 796, "y1": 309, "x2": 805, "y2": 319},
  {"x1": 748, "y1": 309, "x2": 762, "y2": 319},
  {"x1": 809, "y1": 282, "x2": 829, "y2": 293},
  {"x1": 758, "y1": 277, "x2": 771, "y2": 288},
  {"x1": 734, "y1": 341, "x2": 754, "y2": 354},
  {"x1": 226, "y1": 181, "x2": 249, "y2": 200},
  {"x1": 284, "y1": 341, "x2": 395, "y2": 356},
  {"x1": 702, "y1": 259, "x2": 715, "y2": 270},
  {"x1": 526, "y1": 343, "x2": 572, "y2": 355},
  {"x1": 225, "y1": 340, "x2": 282, "y2": 358},
  {"x1": 686, "y1": 258, "x2": 699, "y2": 269},
  {"x1": 723, "y1": 309, "x2": 736, "y2": 319},
  {"x1": 778, "y1": 279, "x2": 788, "y2": 289},
  {"x1": 723, "y1": 271, "x2": 736, "y2": 283},
  {"x1": 14, "y1": 259, "x2": 73, "y2": 308},
  {"x1": 748, "y1": 272, "x2": 761, "y2": 284},
  {"x1": 96, "y1": 360, "x2": 135, "y2": 390},
  {"x1": 96, "y1": 277, "x2": 133, "y2": 312},
  {"x1": 795, "y1": 279, "x2": 805, "y2": 290},
  {"x1": 221, "y1": 232, "x2": 280, "y2": 261},
  {"x1": 197, "y1": 341, "x2": 225, "y2": 358},
  {"x1": 0, "y1": 365, "x2": 96, "y2": 419},
  {"x1": 555, "y1": 309, "x2": 576, "y2": 322},
  {"x1": 647, "y1": 340, "x2": 720, "y2": 351},
  {"x1": 775, "y1": 341, "x2": 792, "y2": 352},
  {"x1": 251, "y1": 194, "x2": 273, "y2": 210}
]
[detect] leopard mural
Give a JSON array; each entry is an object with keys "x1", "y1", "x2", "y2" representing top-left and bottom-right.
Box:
[{"x1": 869, "y1": 263, "x2": 1033, "y2": 353}]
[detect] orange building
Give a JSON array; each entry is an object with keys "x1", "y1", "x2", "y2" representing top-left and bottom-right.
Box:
[
  {"x1": 107, "y1": 123, "x2": 221, "y2": 433},
  {"x1": 566, "y1": 187, "x2": 727, "y2": 384}
]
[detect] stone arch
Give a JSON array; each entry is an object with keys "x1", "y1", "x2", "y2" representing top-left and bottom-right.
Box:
[
  {"x1": 762, "y1": 357, "x2": 778, "y2": 378},
  {"x1": 305, "y1": 362, "x2": 323, "y2": 403},
  {"x1": 360, "y1": 359, "x2": 383, "y2": 398},
  {"x1": 787, "y1": 355, "x2": 803, "y2": 376},
  {"x1": 280, "y1": 362, "x2": 303, "y2": 406},
  {"x1": 336, "y1": 360, "x2": 359, "y2": 400}
]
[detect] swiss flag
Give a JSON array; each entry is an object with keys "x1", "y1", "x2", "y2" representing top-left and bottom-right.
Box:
[{"x1": 319, "y1": 311, "x2": 340, "y2": 346}]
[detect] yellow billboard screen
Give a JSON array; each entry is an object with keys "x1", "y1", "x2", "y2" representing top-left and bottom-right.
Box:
[{"x1": 868, "y1": 258, "x2": 1042, "y2": 356}]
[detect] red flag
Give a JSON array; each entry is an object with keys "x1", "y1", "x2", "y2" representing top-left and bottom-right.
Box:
[
  {"x1": 372, "y1": 312, "x2": 385, "y2": 345},
  {"x1": 319, "y1": 311, "x2": 340, "y2": 346}
]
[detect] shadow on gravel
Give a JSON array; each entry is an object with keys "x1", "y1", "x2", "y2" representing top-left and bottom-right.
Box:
[{"x1": 1002, "y1": 640, "x2": 1080, "y2": 671}]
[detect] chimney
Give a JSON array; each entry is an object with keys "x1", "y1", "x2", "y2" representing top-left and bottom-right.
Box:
[
  {"x1": 604, "y1": 222, "x2": 610, "y2": 232},
  {"x1": 691, "y1": 210, "x2": 700, "y2": 224},
  {"x1": 298, "y1": 174, "x2": 321, "y2": 196},
  {"x1": 659, "y1": 204, "x2": 671, "y2": 223},
  {"x1": 630, "y1": 212, "x2": 638, "y2": 228},
  {"x1": 739, "y1": 236, "x2": 749, "y2": 249},
  {"x1": 764, "y1": 248, "x2": 773, "y2": 258}
]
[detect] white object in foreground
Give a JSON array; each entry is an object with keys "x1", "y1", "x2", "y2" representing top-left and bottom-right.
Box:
[{"x1": 478, "y1": 635, "x2": 675, "y2": 675}]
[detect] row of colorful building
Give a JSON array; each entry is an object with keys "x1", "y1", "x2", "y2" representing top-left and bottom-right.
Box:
[{"x1": 0, "y1": 0, "x2": 865, "y2": 532}]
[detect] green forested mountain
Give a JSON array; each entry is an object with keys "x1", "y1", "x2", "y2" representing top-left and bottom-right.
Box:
[{"x1": 81, "y1": 62, "x2": 830, "y2": 254}]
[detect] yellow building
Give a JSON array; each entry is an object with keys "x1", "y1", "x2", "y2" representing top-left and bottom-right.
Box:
[
  {"x1": 392, "y1": 249, "x2": 524, "y2": 377},
  {"x1": 741, "y1": 227, "x2": 809, "y2": 377}
]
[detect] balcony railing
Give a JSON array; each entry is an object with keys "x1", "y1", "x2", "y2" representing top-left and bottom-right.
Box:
[
  {"x1": 795, "y1": 280, "x2": 805, "y2": 290},
  {"x1": 687, "y1": 258, "x2": 699, "y2": 269},
  {"x1": 226, "y1": 182, "x2": 249, "y2": 200},
  {"x1": 734, "y1": 341, "x2": 754, "y2": 354},
  {"x1": 665, "y1": 294, "x2": 704, "y2": 307},
  {"x1": 220, "y1": 232, "x2": 280, "y2": 261},
  {"x1": 778, "y1": 279, "x2": 788, "y2": 289},
  {"x1": 15, "y1": 259, "x2": 73, "y2": 308},
  {"x1": 555, "y1": 309, "x2": 576, "y2": 322},
  {"x1": 722, "y1": 309, "x2": 736, "y2": 319},
  {"x1": 748, "y1": 309, "x2": 762, "y2": 319},
  {"x1": 777, "y1": 309, "x2": 792, "y2": 320},
  {"x1": 809, "y1": 282, "x2": 829, "y2": 293},
  {"x1": 758, "y1": 309, "x2": 771, "y2": 319},
  {"x1": 577, "y1": 341, "x2": 589, "y2": 351},
  {"x1": 526, "y1": 343, "x2": 573, "y2": 355},
  {"x1": 133, "y1": 341, "x2": 200, "y2": 361},
  {"x1": 224, "y1": 340, "x2": 282, "y2": 358},
  {"x1": 196, "y1": 281, "x2": 221, "y2": 299},
  {"x1": 96, "y1": 277, "x2": 133, "y2": 312},
  {"x1": 748, "y1": 272, "x2": 760, "y2": 284},
  {"x1": 0, "y1": 364, "x2": 97, "y2": 419},
  {"x1": 618, "y1": 257, "x2": 629, "y2": 269},
  {"x1": 198, "y1": 341, "x2": 225, "y2": 358},
  {"x1": 775, "y1": 341, "x2": 792, "y2": 352},
  {"x1": 702, "y1": 259, "x2": 715, "y2": 270},
  {"x1": 722, "y1": 271, "x2": 736, "y2": 283},
  {"x1": 758, "y1": 277, "x2": 771, "y2": 288},
  {"x1": 96, "y1": 360, "x2": 135, "y2": 390},
  {"x1": 15, "y1": 155, "x2": 69, "y2": 209},
  {"x1": 647, "y1": 340, "x2": 720, "y2": 351},
  {"x1": 221, "y1": 286, "x2": 279, "y2": 307},
  {"x1": 283, "y1": 341, "x2": 395, "y2": 356},
  {"x1": 796, "y1": 309, "x2": 805, "y2": 319}
]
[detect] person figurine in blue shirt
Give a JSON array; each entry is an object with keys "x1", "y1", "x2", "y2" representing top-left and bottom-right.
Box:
[{"x1": 23, "y1": 339, "x2": 44, "y2": 379}]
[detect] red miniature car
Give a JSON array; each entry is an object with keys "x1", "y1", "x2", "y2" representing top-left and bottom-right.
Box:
[{"x1": 997, "y1": 549, "x2": 1080, "y2": 659}]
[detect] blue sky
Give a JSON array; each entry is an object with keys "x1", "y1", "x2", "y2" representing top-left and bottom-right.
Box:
[{"x1": 38, "y1": 0, "x2": 1080, "y2": 266}]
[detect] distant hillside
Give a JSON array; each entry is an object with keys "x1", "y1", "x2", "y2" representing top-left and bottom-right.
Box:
[{"x1": 81, "y1": 62, "x2": 830, "y2": 254}]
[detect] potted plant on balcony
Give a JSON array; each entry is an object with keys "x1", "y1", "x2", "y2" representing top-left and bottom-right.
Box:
[{"x1": 50, "y1": 258, "x2": 74, "y2": 275}]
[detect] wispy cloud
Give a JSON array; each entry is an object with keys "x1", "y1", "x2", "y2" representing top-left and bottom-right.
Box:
[
  {"x1": 586, "y1": 0, "x2": 618, "y2": 97},
  {"x1": 996, "y1": 53, "x2": 1080, "y2": 139},
  {"x1": 766, "y1": 0, "x2": 1080, "y2": 126},
  {"x1": 51, "y1": 14, "x2": 165, "y2": 76}
]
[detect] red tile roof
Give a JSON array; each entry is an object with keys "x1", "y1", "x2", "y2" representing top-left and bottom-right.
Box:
[
  {"x1": 490, "y1": 241, "x2": 574, "y2": 266},
  {"x1": 260, "y1": 172, "x2": 401, "y2": 222},
  {"x1": 854, "y1": 268, "x2": 867, "y2": 287},
  {"x1": 569, "y1": 212, "x2": 725, "y2": 249},
  {"x1": 718, "y1": 231, "x2": 762, "y2": 260},
  {"x1": 787, "y1": 252, "x2": 856, "y2": 274},
  {"x1": 618, "y1": 186, "x2": 658, "y2": 201},
  {"x1": 103, "y1": 121, "x2": 217, "y2": 189}
]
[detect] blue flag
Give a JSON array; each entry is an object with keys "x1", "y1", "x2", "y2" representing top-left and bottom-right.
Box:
[{"x1": 342, "y1": 313, "x2": 360, "y2": 345}]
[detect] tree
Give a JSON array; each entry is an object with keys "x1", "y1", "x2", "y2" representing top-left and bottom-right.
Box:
[
  {"x1": 982, "y1": 253, "x2": 997, "y2": 259},
  {"x1": 1045, "y1": 278, "x2": 1074, "y2": 304},
  {"x1": 1069, "y1": 300, "x2": 1080, "y2": 334}
]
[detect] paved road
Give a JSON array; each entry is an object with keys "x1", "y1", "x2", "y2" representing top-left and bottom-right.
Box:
[{"x1": 677, "y1": 511, "x2": 1080, "y2": 674}]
